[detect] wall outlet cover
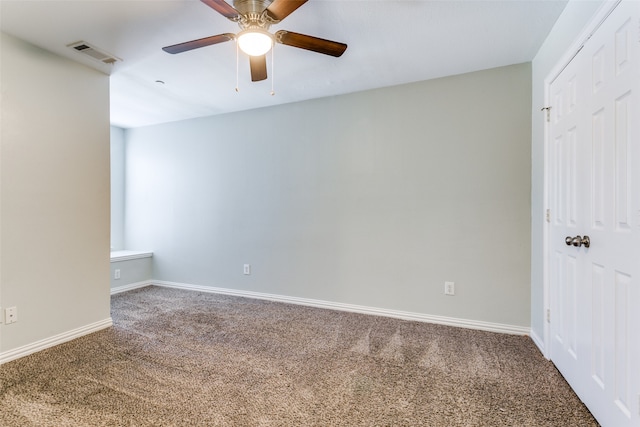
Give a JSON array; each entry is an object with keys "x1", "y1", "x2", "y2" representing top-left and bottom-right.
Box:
[
  {"x1": 444, "y1": 281, "x2": 455, "y2": 296},
  {"x1": 5, "y1": 307, "x2": 18, "y2": 324}
]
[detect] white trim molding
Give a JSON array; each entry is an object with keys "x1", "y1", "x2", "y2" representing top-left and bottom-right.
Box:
[
  {"x1": 152, "y1": 280, "x2": 531, "y2": 336},
  {"x1": 111, "y1": 280, "x2": 153, "y2": 295},
  {"x1": 0, "y1": 318, "x2": 113, "y2": 365},
  {"x1": 530, "y1": 328, "x2": 546, "y2": 357},
  {"x1": 110, "y1": 250, "x2": 153, "y2": 263}
]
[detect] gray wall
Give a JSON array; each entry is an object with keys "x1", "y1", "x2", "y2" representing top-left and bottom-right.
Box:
[
  {"x1": 111, "y1": 126, "x2": 126, "y2": 250},
  {"x1": 530, "y1": 0, "x2": 605, "y2": 345},
  {"x1": 125, "y1": 63, "x2": 532, "y2": 327},
  {"x1": 110, "y1": 257, "x2": 152, "y2": 289},
  {"x1": 0, "y1": 32, "x2": 111, "y2": 353}
]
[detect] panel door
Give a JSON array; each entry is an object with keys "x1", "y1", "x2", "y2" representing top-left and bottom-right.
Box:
[{"x1": 548, "y1": 2, "x2": 640, "y2": 425}]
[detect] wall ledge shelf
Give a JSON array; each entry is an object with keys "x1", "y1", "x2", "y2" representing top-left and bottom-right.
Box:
[{"x1": 110, "y1": 250, "x2": 153, "y2": 263}]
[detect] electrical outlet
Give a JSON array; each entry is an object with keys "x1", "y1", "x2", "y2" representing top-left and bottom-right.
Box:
[
  {"x1": 114, "y1": 269, "x2": 121, "y2": 280},
  {"x1": 444, "y1": 281, "x2": 455, "y2": 296},
  {"x1": 5, "y1": 307, "x2": 17, "y2": 324},
  {"x1": 243, "y1": 264, "x2": 251, "y2": 275}
]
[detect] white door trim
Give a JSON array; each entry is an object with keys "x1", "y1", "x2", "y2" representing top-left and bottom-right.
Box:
[{"x1": 541, "y1": 0, "x2": 621, "y2": 359}]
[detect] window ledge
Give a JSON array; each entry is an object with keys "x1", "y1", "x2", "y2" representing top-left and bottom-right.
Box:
[{"x1": 110, "y1": 250, "x2": 153, "y2": 263}]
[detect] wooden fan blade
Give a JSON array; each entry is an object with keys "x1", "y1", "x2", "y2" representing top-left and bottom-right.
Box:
[
  {"x1": 275, "y1": 30, "x2": 347, "y2": 57},
  {"x1": 162, "y1": 34, "x2": 234, "y2": 54},
  {"x1": 200, "y1": 0, "x2": 240, "y2": 20},
  {"x1": 250, "y1": 55, "x2": 268, "y2": 82},
  {"x1": 265, "y1": 0, "x2": 307, "y2": 21}
]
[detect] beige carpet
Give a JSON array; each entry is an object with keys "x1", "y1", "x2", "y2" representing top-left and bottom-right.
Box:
[{"x1": 1, "y1": 286, "x2": 597, "y2": 426}]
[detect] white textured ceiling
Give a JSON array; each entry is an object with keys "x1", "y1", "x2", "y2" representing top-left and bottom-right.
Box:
[{"x1": 0, "y1": 0, "x2": 568, "y2": 128}]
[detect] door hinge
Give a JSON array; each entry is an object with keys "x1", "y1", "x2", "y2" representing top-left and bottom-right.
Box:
[
  {"x1": 546, "y1": 209, "x2": 551, "y2": 223},
  {"x1": 547, "y1": 309, "x2": 551, "y2": 323},
  {"x1": 541, "y1": 106, "x2": 552, "y2": 122}
]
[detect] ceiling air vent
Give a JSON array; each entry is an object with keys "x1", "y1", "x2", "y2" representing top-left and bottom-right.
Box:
[{"x1": 67, "y1": 41, "x2": 120, "y2": 65}]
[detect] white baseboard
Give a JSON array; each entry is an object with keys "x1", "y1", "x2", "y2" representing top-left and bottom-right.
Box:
[
  {"x1": 1, "y1": 282, "x2": 531, "y2": 365},
  {"x1": 111, "y1": 280, "x2": 153, "y2": 295},
  {"x1": 530, "y1": 328, "x2": 547, "y2": 358},
  {"x1": 153, "y1": 280, "x2": 531, "y2": 336},
  {"x1": 0, "y1": 318, "x2": 113, "y2": 365}
]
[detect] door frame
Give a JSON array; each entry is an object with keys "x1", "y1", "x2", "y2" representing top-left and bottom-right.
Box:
[{"x1": 541, "y1": 0, "x2": 621, "y2": 359}]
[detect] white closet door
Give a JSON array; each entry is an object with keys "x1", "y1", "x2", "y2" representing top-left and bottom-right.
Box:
[{"x1": 548, "y1": 2, "x2": 640, "y2": 425}]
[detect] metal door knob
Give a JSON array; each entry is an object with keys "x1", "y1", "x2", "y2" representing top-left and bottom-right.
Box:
[{"x1": 565, "y1": 235, "x2": 590, "y2": 248}]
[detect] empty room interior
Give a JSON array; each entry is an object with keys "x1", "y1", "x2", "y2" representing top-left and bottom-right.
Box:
[{"x1": 1, "y1": 0, "x2": 638, "y2": 425}]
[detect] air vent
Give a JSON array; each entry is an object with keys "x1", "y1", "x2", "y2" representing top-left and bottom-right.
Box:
[{"x1": 67, "y1": 41, "x2": 121, "y2": 65}]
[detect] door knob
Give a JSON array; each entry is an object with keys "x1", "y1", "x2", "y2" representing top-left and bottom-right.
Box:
[{"x1": 565, "y1": 235, "x2": 590, "y2": 248}]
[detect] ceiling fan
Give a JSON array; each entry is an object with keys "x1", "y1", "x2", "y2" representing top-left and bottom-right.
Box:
[{"x1": 162, "y1": 0, "x2": 347, "y2": 82}]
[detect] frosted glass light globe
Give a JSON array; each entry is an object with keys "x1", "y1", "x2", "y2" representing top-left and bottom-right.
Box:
[{"x1": 237, "y1": 30, "x2": 273, "y2": 56}]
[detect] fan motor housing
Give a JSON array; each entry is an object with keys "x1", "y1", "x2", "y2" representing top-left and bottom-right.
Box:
[{"x1": 233, "y1": 0, "x2": 271, "y2": 16}]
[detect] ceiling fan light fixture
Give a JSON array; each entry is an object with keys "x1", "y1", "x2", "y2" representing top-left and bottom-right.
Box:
[{"x1": 237, "y1": 29, "x2": 273, "y2": 56}]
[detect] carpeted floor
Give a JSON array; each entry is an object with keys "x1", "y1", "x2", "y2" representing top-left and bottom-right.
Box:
[{"x1": 1, "y1": 286, "x2": 597, "y2": 426}]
